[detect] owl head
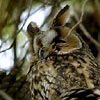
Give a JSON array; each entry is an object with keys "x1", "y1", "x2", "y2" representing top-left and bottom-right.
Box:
[{"x1": 27, "y1": 5, "x2": 82, "y2": 60}]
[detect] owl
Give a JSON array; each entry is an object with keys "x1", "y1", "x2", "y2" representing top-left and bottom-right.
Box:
[{"x1": 27, "y1": 5, "x2": 100, "y2": 100}]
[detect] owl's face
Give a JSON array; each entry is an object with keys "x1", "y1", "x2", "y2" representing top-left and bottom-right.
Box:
[
  {"x1": 27, "y1": 5, "x2": 82, "y2": 60},
  {"x1": 27, "y1": 23, "x2": 82, "y2": 60}
]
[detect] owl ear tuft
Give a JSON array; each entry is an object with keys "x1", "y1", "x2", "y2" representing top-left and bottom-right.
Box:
[
  {"x1": 27, "y1": 21, "x2": 40, "y2": 37},
  {"x1": 52, "y1": 5, "x2": 69, "y2": 27}
]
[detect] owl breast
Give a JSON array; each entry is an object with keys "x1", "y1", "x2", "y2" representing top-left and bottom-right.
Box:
[{"x1": 29, "y1": 48, "x2": 100, "y2": 99}]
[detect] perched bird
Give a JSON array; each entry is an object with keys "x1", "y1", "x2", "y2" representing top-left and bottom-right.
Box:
[{"x1": 27, "y1": 5, "x2": 100, "y2": 100}]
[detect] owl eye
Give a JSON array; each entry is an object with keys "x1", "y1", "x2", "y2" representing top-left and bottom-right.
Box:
[{"x1": 38, "y1": 47, "x2": 44, "y2": 60}]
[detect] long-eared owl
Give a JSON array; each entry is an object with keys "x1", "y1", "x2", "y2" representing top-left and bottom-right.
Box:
[{"x1": 27, "y1": 5, "x2": 100, "y2": 100}]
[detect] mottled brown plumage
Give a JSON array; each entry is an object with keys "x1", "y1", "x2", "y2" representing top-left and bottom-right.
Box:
[{"x1": 27, "y1": 5, "x2": 100, "y2": 100}]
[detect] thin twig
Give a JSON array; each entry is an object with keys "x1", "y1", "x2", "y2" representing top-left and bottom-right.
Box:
[
  {"x1": 73, "y1": 6, "x2": 100, "y2": 49},
  {"x1": 19, "y1": 49, "x2": 28, "y2": 67},
  {"x1": 0, "y1": 40, "x2": 15, "y2": 53},
  {"x1": 78, "y1": 23, "x2": 100, "y2": 49},
  {"x1": 65, "y1": 0, "x2": 88, "y2": 40},
  {"x1": 16, "y1": 0, "x2": 33, "y2": 35},
  {"x1": 0, "y1": 0, "x2": 33, "y2": 53},
  {"x1": 21, "y1": 39, "x2": 30, "y2": 48},
  {"x1": 30, "y1": 4, "x2": 44, "y2": 17},
  {"x1": 40, "y1": 4, "x2": 60, "y2": 28},
  {"x1": 0, "y1": 90, "x2": 14, "y2": 100}
]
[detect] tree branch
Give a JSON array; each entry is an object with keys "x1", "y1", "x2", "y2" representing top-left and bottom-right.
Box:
[
  {"x1": 0, "y1": 0, "x2": 33, "y2": 53},
  {"x1": 0, "y1": 90, "x2": 14, "y2": 100},
  {"x1": 65, "y1": 0, "x2": 88, "y2": 40},
  {"x1": 73, "y1": 4, "x2": 100, "y2": 49}
]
